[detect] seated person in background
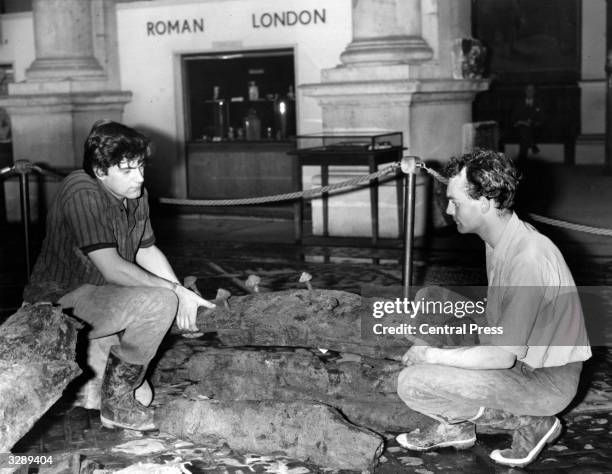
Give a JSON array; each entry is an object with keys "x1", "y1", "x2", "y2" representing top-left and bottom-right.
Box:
[
  {"x1": 513, "y1": 83, "x2": 545, "y2": 162},
  {"x1": 23, "y1": 120, "x2": 214, "y2": 431},
  {"x1": 395, "y1": 150, "x2": 591, "y2": 468}
]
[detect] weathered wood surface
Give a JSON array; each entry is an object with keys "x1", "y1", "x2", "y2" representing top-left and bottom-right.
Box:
[
  {"x1": 155, "y1": 399, "x2": 384, "y2": 471},
  {"x1": 181, "y1": 289, "x2": 478, "y2": 358},
  {"x1": 179, "y1": 289, "x2": 413, "y2": 359},
  {"x1": 154, "y1": 346, "x2": 427, "y2": 432},
  {"x1": 0, "y1": 303, "x2": 81, "y2": 361},
  {"x1": 0, "y1": 304, "x2": 82, "y2": 452}
]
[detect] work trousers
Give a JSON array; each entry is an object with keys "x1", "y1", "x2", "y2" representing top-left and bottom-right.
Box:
[
  {"x1": 58, "y1": 284, "x2": 177, "y2": 366},
  {"x1": 397, "y1": 360, "x2": 582, "y2": 423}
]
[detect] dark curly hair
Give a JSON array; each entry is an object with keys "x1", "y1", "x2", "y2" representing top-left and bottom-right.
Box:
[
  {"x1": 444, "y1": 150, "x2": 521, "y2": 210},
  {"x1": 83, "y1": 120, "x2": 151, "y2": 178}
]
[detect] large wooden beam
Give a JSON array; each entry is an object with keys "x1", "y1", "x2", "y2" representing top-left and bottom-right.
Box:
[
  {"x1": 183, "y1": 289, "x2": 474, "y2": 359},
  {"x1": 156, "y1": 399, "x2": 384, "y2": 471},
  {"x1": 154, "y1": 346, "x2": 429, "y2": 433},
  {"x1": 0, "y1": 304, "x2": 81, "y2": 452}
]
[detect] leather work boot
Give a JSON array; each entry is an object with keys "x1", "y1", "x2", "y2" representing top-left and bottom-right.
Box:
[
  {"x1": 396, "y1": 420, "x2": 476, "y2": 451},
  {"x1": 99, "y1": 348, "x2": 156, "y2": 431},
  {"x1": 474, "y1": 408, "x2": 562, "y2": 467}
]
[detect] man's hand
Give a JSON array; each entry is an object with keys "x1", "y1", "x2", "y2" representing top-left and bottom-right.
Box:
[
  {"x1": 401, "y1": 345, "x2": 430, "y2": 366},
  {"x1": 173, "y1": 285, "x2": 216, "y2": 331}
]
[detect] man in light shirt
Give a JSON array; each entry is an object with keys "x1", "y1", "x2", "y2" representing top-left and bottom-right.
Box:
[{"x1": 395, "y1": 150, "x2": 591, "y2": 468}]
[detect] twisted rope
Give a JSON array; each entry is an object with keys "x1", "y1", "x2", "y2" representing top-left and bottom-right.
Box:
[
  {"x1": 417, "y1": 158, "x2": 612, "y2": 238},
  {"x1": 0, "y1": 160, "x2": 66, "y2": 181},
  {"x1": 417, "y1": 161, "x2": 449, "y2": 185},
  {"x1": 526, "y1": 213, "x2": 612, "y2": 237},
  {"x1": 160, "y1": 162, "x2": 401, "y2": 206}
]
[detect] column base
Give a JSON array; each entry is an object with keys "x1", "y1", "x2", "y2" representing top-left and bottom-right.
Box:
[
  {"x1": 340, "y1": 36, "x2": 433, "y2": 66},
  {"x1": 26, "y1": 57, "x2": 106, "y2": 82}
]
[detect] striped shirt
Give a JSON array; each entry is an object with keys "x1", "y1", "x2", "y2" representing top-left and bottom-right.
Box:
[{"x1": 23, "y1": 170, "x2": 155, "y2": 303}]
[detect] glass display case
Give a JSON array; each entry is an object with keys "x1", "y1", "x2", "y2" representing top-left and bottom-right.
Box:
[
  {"x1": 183, "y1": 48, "x2": 296, "y2": 142},
  {"x1": 183, "y1": 48, "x2": 297, "y2": 208},
  {"x1": 294, "y1": 132, "x2": 403, "y2": 154}
]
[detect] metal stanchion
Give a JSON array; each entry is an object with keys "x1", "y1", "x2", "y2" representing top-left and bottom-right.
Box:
[
  {"x1": 0, "y1": 160, "x2": 65, "y2": 280},
  {"x1": 18, "y1": 165, "x2": 31, "y2": 273},
  {"x1": 1, "y1": 160, "x2": 34, "y2": 278},
  {"x1": 401, "y1": 156, "x2": 417, "y2": 300}
]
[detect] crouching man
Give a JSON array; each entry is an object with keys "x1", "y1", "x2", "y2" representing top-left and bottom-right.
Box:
[
  {"x1": 396, "y1": 150, "x2": 591, "y2": 468},
  {"x1": 23, "y1": 120, "x2": 215, "y2": 431}
]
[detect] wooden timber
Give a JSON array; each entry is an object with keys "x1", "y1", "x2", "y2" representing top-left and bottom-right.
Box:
[{"x1": 0, "y1": 304, "x2": 81, "y2": 452}]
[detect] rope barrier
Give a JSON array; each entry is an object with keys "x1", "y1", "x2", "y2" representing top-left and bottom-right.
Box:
[
  {"x1": 0, "y1": 160, "x2": 66, "y2": 180},
  {"x1": 160, "y1": 162, "x2": 401, "y2": 206},
  {"x1": 527, "y1": 213, "x2": 612, "y2": 237},
  {"x1": 414, "y1": 158, "x2": 612, "y2": 238},
  {"x1": 416, "y1": 160, "x2": 449, "y2": 185},
  {"x1": 160, "y1": 155, "x2": 612, "y2": 239}
]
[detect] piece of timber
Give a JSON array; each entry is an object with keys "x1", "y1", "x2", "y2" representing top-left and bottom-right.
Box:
[
  {"x1": 0, "y1": 304, "x2": 82, "y2": 452},
  {"x1": 154, "y1": 346, "x2": 427, "y2": 432},
  {"x1": 155, "y1": 399, "x2": 384, "y2": 471},
  {"x1": 178, "y1": 289, "x2": 476, "y2": 359}
]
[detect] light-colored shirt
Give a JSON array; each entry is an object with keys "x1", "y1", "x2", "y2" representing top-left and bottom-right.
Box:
[{"x1": 481, "y1": 212, "x2": 591, "y2": 368}]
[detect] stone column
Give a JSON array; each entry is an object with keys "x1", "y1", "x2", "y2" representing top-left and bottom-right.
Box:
[
  {"x1": 340, "y1": 0, "x2": 432, "y2": 65},
  {"x1": 0, "y1": 0, "x2": 131, "y2": 222},
  {"x1": 301, "y1": 0, "x2": 488, "y2": 238},
  {"x1": 26, "y1": 0, "x2": 105, "y2": 81}
]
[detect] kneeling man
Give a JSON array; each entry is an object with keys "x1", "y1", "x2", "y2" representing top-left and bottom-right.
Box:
[{"x1": 396, "y1": 150, "x2": 591, "y2": 468}]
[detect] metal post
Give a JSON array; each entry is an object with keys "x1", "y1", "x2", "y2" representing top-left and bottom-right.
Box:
[
  {"x1": 606, "y1": 0, "x2": 612, "y2": 174},
  {"x1": 1, "y1": 160, "x2": 60, "y2": 280},
  {"x1": 18, "y1": 167, "x2": 31, "y2": 277},
  {"x1": 401, "y1": 156, "x2": 417, "y2": 299}
]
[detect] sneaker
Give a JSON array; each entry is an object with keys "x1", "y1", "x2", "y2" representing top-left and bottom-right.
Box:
[
  {"x1": 396, "y1": 421, "x2": 476, "y2": 451},
  {"x1": 490, "y1": 416, "x2": 561, "y2": 468}
]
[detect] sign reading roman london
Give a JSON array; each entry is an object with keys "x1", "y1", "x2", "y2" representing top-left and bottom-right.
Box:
[
  {"x1": 252, "y1": 9, "x2": 326, "y2": 28},
  {"x1": 145, "y1": 8, "x2": 327, "y2": 36},
  {"x1": 147, "y1": 18, "x2": 204, "y2": 36}
]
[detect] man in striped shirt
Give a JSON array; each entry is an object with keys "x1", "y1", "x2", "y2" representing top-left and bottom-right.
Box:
[{"x1": 23, "y1": 120, "x2": 215, "y2": 431}]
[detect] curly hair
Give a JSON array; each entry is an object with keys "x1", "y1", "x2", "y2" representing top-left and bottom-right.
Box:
[
  {"x1": 83, "y1": 120, "x2": 151, "y2": 178},
  {"x1": 444, "y1": 149, "x2": 521, "y2": 210}
]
